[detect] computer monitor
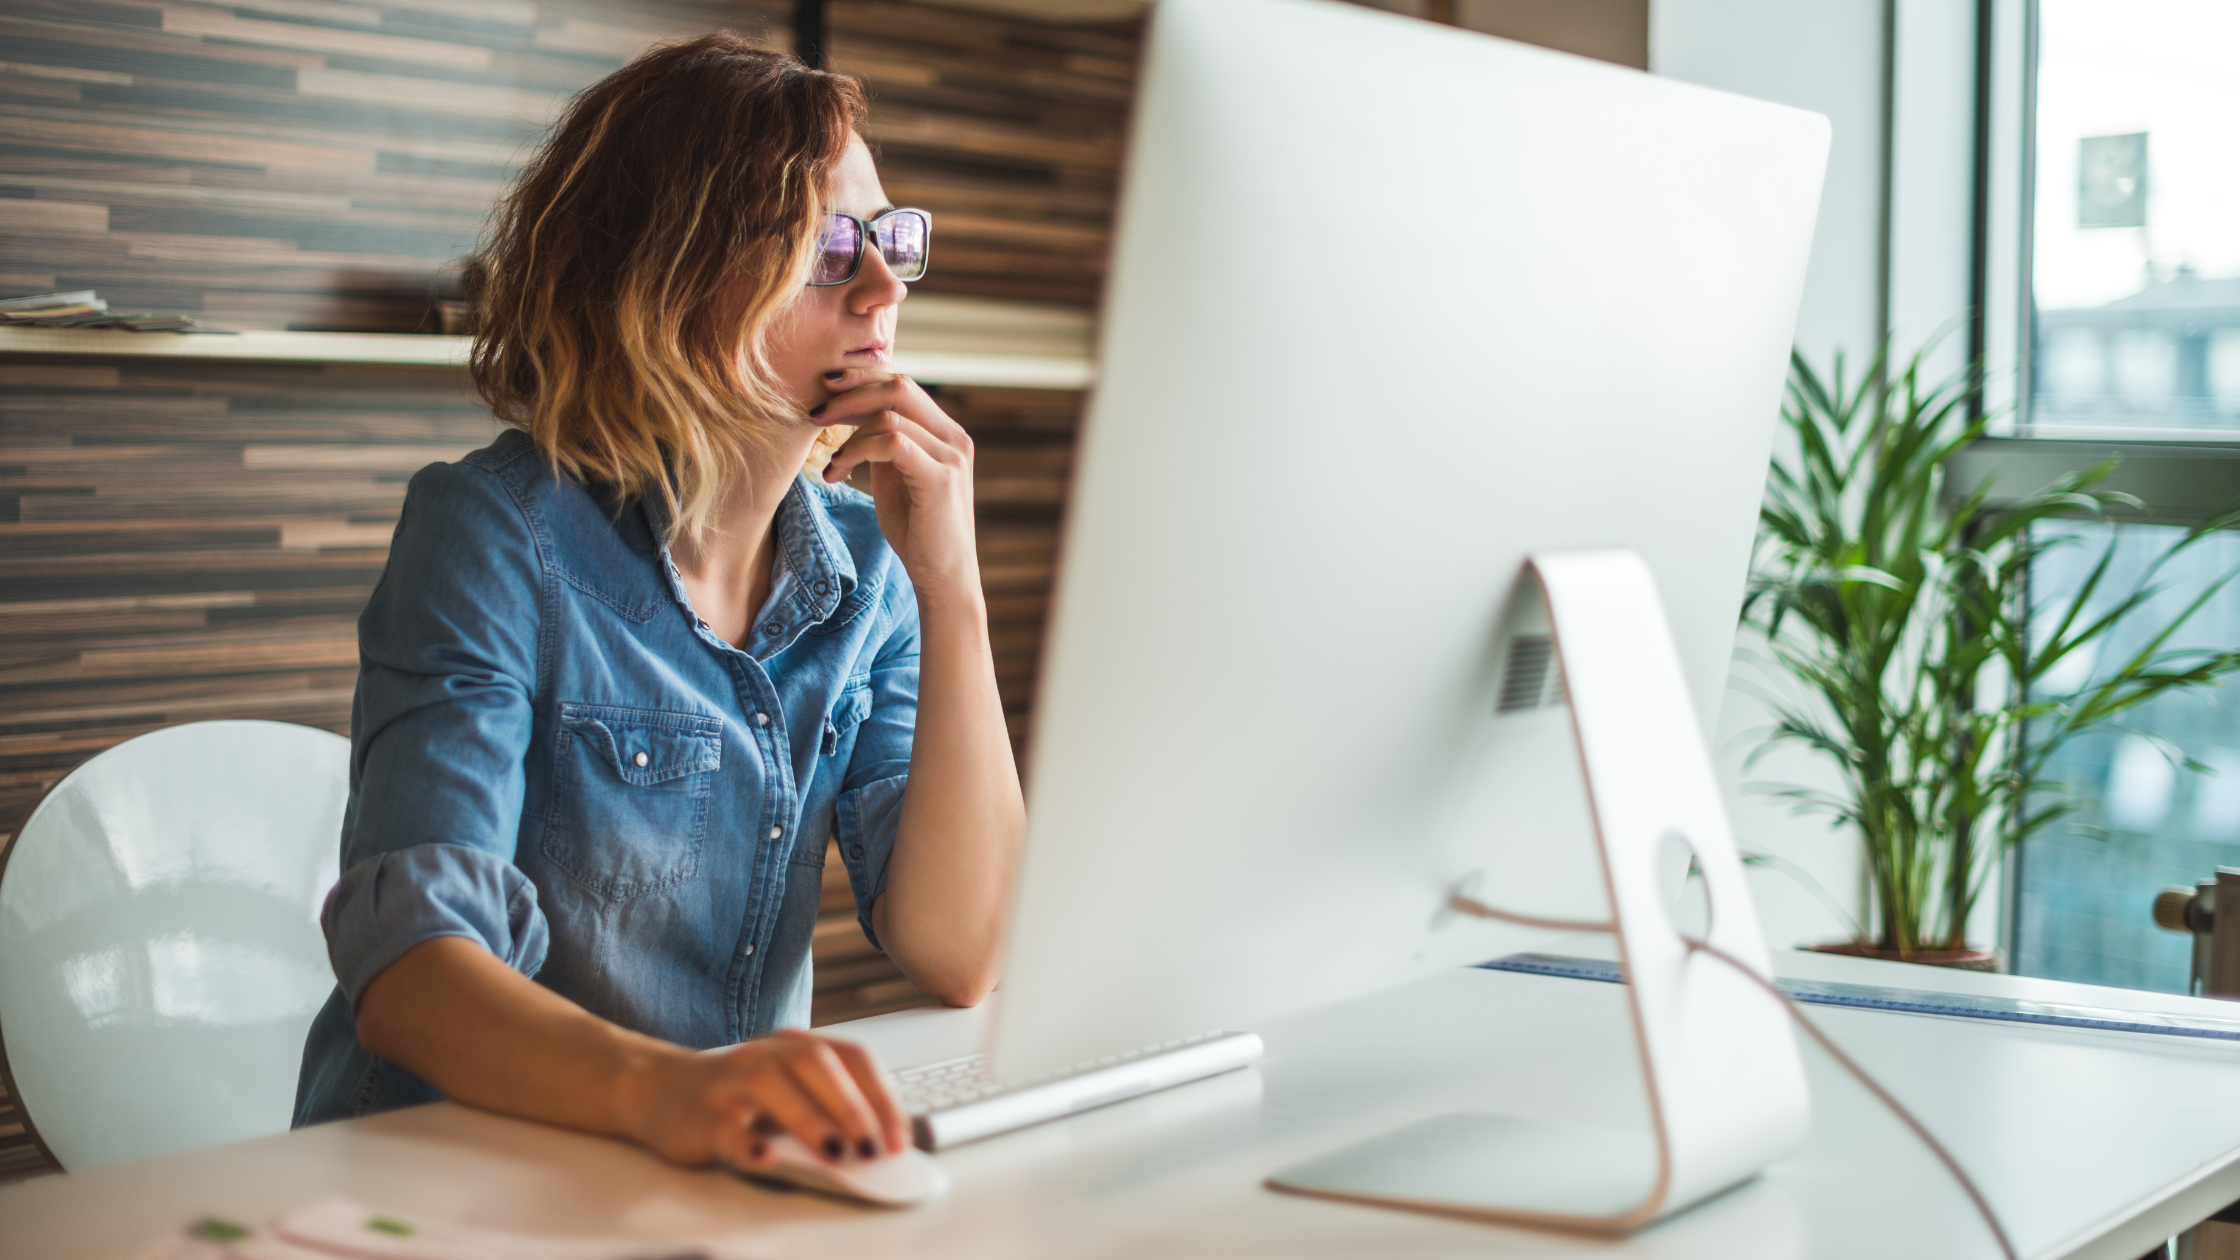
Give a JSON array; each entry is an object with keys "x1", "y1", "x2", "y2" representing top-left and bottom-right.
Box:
[{"x1": 986, "y1": 0, "x2": 1828, "y2": 1218}]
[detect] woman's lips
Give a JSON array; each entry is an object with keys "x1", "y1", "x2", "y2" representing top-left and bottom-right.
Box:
[{"x1": 844, "y1": 340, "x2": 892, "y2": 364}]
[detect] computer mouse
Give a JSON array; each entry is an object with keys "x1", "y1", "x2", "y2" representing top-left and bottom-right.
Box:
[{"x1": 732, "y1": 1133, "x2": 951, "y2": 1208}]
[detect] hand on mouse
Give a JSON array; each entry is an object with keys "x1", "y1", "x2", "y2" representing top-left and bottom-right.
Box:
[
  {"x1": 624, "y1": 1029, "x2": 908, "y2": 1171},
  {"x1": 811, "y1": 370, "x2": 981, "y2": 610}
]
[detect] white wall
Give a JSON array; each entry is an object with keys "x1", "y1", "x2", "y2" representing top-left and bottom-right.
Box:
[
  {"x1": 1651, "y1": 0, "x2": 1993, "y2": 951},
  {"x1": 1651, "y1": 0, "x2": 1892, "y2": 949},
  {"x1": 1653, "y1": 0, "x2": 1891, "y2": 366}
]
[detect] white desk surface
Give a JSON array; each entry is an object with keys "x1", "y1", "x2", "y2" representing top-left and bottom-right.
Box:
[{"x1": 9, "y1": 948, "x2": 2240, "y2": 1260}]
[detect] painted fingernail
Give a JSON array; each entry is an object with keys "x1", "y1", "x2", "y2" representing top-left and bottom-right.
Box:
[
  {"x1": 822, "y1": 1135, "x2": 845, "y2": 1160},
  {"x1": 809, "y1": 404, "x2": 827, "y2": 418},
  {"x1": 823, "y1": 370, "x2": 846, "y2": 381},
  {"x1": 857, "y1": 1138, "x2": 878, "y2": 1159}
]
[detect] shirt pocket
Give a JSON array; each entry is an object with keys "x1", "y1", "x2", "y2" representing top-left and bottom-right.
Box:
[
  {"x1": 543, "y1": 702, "x2": 723, "y2": 900},
  {"x1": 820, "y1": 678, "x2": 874, "y2": 758}
]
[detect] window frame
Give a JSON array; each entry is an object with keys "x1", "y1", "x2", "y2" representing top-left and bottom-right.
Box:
[
  {"x1": 1945, "y1": 0, "x2": 2240, "y2": 966},
  {"x1": 1954, "y1": 0, "x2": 2240, "y2": 521}
]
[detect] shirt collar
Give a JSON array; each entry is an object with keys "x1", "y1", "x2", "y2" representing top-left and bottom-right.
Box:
[
  {"x1": 770, "y1": 476, "x2": 858, "y2": 627},
  {"x1": 639, "y1": 475, "x2": 858, "y2": 658}
]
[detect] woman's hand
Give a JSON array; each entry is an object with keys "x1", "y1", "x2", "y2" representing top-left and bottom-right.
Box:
[
  {"x1": 625, "y1": 1029, "x2": 910, "y2": 1171},
  {"x1": 814, "y1": 370, "x2": 980, "y2": 604}
]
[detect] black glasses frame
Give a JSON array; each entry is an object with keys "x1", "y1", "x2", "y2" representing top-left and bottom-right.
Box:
[{"x1": 807, "y1": 207, "x2": 932, "y2": 286}]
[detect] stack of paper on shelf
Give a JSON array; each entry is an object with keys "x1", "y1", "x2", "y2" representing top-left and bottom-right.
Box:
[{"x1": 0, "y1": 290, "x2": 230, "y2": 333}]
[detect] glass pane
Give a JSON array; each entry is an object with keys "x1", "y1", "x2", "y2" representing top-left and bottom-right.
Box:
[
  {"x1": 2030, "y1": 0, "x2": 2240, "y2": 434},
  {"x1": 813, "y1": 214, "x2": 863, "y2": 284},
  {"x1": 878, "y1": 210, "x2": 929, "y2": 281},
  {"x1": 2012, "y1": 520, "x2": 2240, "y2": 992}
]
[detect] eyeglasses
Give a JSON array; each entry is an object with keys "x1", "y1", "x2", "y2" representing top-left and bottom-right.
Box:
[{"x1": 808, "y1": 208, "x2": 931, "y2": 285}]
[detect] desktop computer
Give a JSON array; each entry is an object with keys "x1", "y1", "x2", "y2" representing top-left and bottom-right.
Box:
[{"x1": 902, "y1": 0, "x2": 1831, "y2": 1233}]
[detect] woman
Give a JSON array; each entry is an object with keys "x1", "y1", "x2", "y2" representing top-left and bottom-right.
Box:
[{"x1": 293, "y1": 33, "x2": 1023, "y2": 1174}]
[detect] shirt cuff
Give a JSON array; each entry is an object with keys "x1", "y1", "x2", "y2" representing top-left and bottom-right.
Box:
[
  {"x1": 321, "y1": 842, "x2": 550, "y2": 1007},
  {"x1": 834, "y1": 773, "x2": 907, "y2": 952}
]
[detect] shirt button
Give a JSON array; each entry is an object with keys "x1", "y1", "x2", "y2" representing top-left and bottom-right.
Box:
[
  {"x1": 850, "y1": 844, "x2": 865, "y2": 860},
  {"x1": 633, "y1": 751, "x2": 648, "y2": 767},
  {"x1": 755, "y1": 712, "x2": 770, "y2": 727},
  {"x1": 814, "y1": 580, "x2": 829, "y2": 595},
  {"x1": 769, "y1": 826, "x2": 783, "y2": 840},
  {"x1": 763, "y1": 621, "x2": 781, "y2": 635},
  {"x1": 744, "y1": 944, "x2": 755, "y2": 956}
]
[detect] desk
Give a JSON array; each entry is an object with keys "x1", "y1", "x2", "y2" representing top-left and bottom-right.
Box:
[{"x1": 9, "y1": 950, "x2": 2240, "y2": 1260}]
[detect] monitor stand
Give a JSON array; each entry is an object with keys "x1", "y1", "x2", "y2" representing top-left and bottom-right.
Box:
[{"x1": 1266, "y1": 548, "x2": 1811, "y2": 1233}]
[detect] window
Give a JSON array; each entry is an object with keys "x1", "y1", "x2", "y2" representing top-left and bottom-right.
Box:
[
  {"x1": 2013, "y1": 520, "x2": 2240, "y2": 990},
  {"x1": 2027, "y1": 1, "x2": 2240, "y2": 435},
  {"x1": 2007, "y1": 0, "x2": 2240, "y2": 991}
]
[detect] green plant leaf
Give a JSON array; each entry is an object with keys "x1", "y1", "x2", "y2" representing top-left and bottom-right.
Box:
[{"x1": 1744, "y1": 334, "x2": 2240, "y2": 953}]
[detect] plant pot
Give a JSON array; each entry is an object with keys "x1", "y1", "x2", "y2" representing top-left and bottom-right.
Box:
[{"x1": 1805, "y1": 940, "x2": 2002, "y2": 972}]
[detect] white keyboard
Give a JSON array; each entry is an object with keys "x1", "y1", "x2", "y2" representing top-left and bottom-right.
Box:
[{"x1": 894, "y1": 1030, "x2": 1263, "y2": 1150}]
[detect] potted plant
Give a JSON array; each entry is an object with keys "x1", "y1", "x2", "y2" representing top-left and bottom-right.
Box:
[{"x1": 1743, "y1": 345, "x2": 2240, "y2": 967}]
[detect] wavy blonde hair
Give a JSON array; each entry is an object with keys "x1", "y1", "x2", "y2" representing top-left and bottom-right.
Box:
[{"x1": 472, "y1": 33, "x2": 865, "y2": 544}]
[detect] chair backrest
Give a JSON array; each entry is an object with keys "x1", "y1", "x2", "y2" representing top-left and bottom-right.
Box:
[{"x1": 0, "y1": 720, "x2": 348, "y2": 1170}]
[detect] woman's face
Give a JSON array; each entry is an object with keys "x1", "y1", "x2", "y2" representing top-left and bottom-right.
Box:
[{"x1": 766, "y1": 133, "x2": 909, "y2": 416}]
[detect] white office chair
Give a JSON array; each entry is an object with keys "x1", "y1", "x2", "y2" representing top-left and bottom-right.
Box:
[{"x1": 0, "y1": 720, "x2": 348, "y2": 1170}]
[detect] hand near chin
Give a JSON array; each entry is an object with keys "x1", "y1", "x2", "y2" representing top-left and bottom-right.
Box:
[{"x1": 815, "y1": 369, "x2": 982, "y2": 606}]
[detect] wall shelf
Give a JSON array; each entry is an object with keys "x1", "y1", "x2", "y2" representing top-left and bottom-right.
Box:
[
  {"x1": 0, "y1": 296, "x2": 1097, "y2": 389},
  {"x1": 0, "y1": 327, "x2": 472, "y2": 366}
]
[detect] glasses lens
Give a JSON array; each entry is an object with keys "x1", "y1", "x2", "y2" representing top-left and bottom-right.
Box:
[
  {"x1": 875, "y1": 210, "x2": 930, "y2": 282},
  {"x1": 810, "y1": 214, "x2": 862, "y2": 284}
]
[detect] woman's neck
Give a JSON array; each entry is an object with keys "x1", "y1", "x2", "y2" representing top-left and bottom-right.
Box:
[{"x1": 668, "y1": 428, "x2": 823, "y2": 648}]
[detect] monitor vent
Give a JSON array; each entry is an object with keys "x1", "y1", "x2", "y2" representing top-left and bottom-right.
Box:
[{"x1": 1496, "y1": 635, "x2": 1565, "y2": 713}]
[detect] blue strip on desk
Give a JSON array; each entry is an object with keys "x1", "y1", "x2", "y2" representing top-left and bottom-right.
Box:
[{"x1": 1479, "y1": 953, "x2": 2240, "y2": 1044}]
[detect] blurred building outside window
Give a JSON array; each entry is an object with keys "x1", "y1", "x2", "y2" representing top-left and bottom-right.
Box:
[{"x1": 2011, "y1": 0, "x2": 2240, "y2": 991}]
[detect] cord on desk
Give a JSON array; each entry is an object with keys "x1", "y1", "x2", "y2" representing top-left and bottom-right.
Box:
[
  {"x1": 1681, "y1": 937, "x2": 2019, "y2": 1260},
  {"x1": 1448, "y1": 895, "x2": 2019, "y2": 1260},
  {"x1": 1447, "y1": 893, "x2": 1613, "y2": 934}
]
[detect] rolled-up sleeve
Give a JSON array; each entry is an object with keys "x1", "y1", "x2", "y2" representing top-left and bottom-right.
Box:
[
  {"x1": 326, "y1": 459, "x2": 547, "y2": 1008},
  {"x1": 323, "y1": 843, "x2": 549, "y2": 1003},
  {"x1": 834, "y1": 574, "x2": 918, "y2": 951}
]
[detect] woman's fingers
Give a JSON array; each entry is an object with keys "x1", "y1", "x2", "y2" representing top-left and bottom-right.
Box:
[
  {"x1": 735, "y1": 1056, "x2": 857, "y2": 1162},
  {"x1": 823, "y1": 423, "x2": 952, "y2": 488},
  {"x1": 825, "y1": 409, "x2": 965, "y2": 477},
  {"x1": 775, "y1": 1036, "x2": 887, "y2": 1160},
  {"x1": 714, "y1": 1102, "x2": 770, "y2": 1169},
  {"x1": 826, "y1": 1039, "x2": 910, "y2": 1153},
  {"x1": 639, "y1": 1035, "x2": 910, "y2": 1171},
  {"x1": 811, "y1": 375, "x2": 971, "y2": 453}
]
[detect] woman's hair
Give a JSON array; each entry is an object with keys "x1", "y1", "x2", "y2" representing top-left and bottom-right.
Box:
[{"x1": 472, "y1": 33, "x2": 865, "y2": 543}]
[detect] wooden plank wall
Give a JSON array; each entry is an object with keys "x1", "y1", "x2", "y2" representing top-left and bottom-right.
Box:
[
  {"x1": 0, "y1": 0, "x2": 791, "y2": 329},
  {"x1": 0, "y1": 0, "x2": 1138, "y2": 1181},
  {"x1": 0, "y1": 0, "x2": 1136, "y2": 327},
  {"x1": 836, "y1": 0, "x2": 1135, "y2": 308},
  {"x1": 0, "y1": 357, "x2": 492, "y2": 1183}
]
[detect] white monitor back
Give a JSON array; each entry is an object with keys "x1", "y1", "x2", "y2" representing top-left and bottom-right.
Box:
[{"x1": 991, "y1": 0, "x2": 1829, "y2": 1081}]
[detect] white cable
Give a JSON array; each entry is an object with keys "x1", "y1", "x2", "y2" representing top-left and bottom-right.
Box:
[{"x1": 1447, "y1": 895, "x2": 2018, "y2": 1260}]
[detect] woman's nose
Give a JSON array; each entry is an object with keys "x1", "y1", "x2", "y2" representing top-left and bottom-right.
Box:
[{"x1": 851, "y1": 247, "x2": 910, "y2": 311}]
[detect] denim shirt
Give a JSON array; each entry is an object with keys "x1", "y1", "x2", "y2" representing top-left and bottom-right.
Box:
[{"x1": 293, "y1": 428, "x2": 917, "y2": 1126}]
